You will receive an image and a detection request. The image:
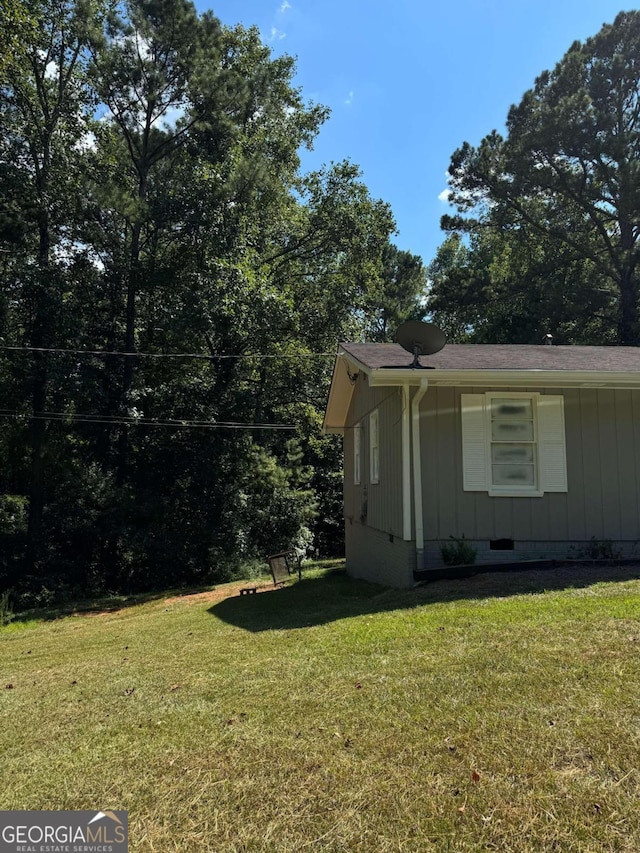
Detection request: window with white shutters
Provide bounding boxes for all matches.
[461,392,567,496]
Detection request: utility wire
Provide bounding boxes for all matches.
[0,345,335,360]
[0,409,296,430]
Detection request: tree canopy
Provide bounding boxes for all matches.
[430,11,640,346]
[0,0,425,599]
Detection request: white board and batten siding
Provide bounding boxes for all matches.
[423,386,640,543]
[343,376,404,539]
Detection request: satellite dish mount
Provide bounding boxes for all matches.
[408,342,423,369]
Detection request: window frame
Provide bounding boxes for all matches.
[353,422,362,485]
[485,392,541,497]
[369,409,380,485]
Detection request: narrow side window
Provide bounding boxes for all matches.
[370,409,379,484]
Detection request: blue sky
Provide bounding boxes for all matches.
[196,1,628,266]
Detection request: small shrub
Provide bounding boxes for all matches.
[441,535,477,567]
[14,584,57,612]
[577,537,622,561]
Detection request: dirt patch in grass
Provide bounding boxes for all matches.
[25,581,278,620]
[70,579,279,615]
[164,580,279,606]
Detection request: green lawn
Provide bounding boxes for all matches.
[2,564,640,852]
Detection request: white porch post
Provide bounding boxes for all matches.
[401,385,412,541]
[411,379,429,570]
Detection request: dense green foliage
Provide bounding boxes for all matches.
[0,0,35,75]
[428,11,640,346]
[0,0,426,598]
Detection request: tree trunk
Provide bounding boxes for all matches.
[618,268,638,346]
[26,212,50,573]
[116,215,143,485]
[617,211,638,346]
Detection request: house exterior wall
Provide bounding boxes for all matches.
[343,375,410,586]
[341,379,640,584]
[421,386,640,568]
[345,521,416,587]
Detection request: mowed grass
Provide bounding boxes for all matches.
[1,564,640,852]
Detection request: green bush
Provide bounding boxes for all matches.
[441,535,477,567]
[577,537,622,560]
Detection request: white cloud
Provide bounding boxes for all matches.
[269,26,286,41]
[344,90,354,106]
[438,171,452,203]
[279,1,291,11]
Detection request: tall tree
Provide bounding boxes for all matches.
[92,0,226,479]
[0,0,103,568]
[427,229,616,345]
[0,0,410,594]
[439,11,640,345]
[365,242,427,341]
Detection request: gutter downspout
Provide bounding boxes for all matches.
[412,379,429,572]
[401,385,411,541]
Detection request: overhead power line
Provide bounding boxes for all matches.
[0,345,334,360]
[0,409,296,430]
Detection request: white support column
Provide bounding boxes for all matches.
[401,385,412,541]
[411,379,429,570]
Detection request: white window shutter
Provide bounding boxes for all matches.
[461,394,488,491]
[537,395,567,492]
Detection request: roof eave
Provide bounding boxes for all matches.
[322,350,372,435]
[367,368,640,389]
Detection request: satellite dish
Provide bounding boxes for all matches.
[395,321,446,368]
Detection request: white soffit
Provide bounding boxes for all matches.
[322,351,371,434]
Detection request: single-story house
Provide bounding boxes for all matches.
[323,341,640,588]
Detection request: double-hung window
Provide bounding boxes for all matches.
[461,392,567,496]
[490,397,536,490]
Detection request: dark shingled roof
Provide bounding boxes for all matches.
[340,343,640,372]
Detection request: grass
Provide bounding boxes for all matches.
[1,562,640,852]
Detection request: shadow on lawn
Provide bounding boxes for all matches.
[209,564,640,632]
[208,569,413,632]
